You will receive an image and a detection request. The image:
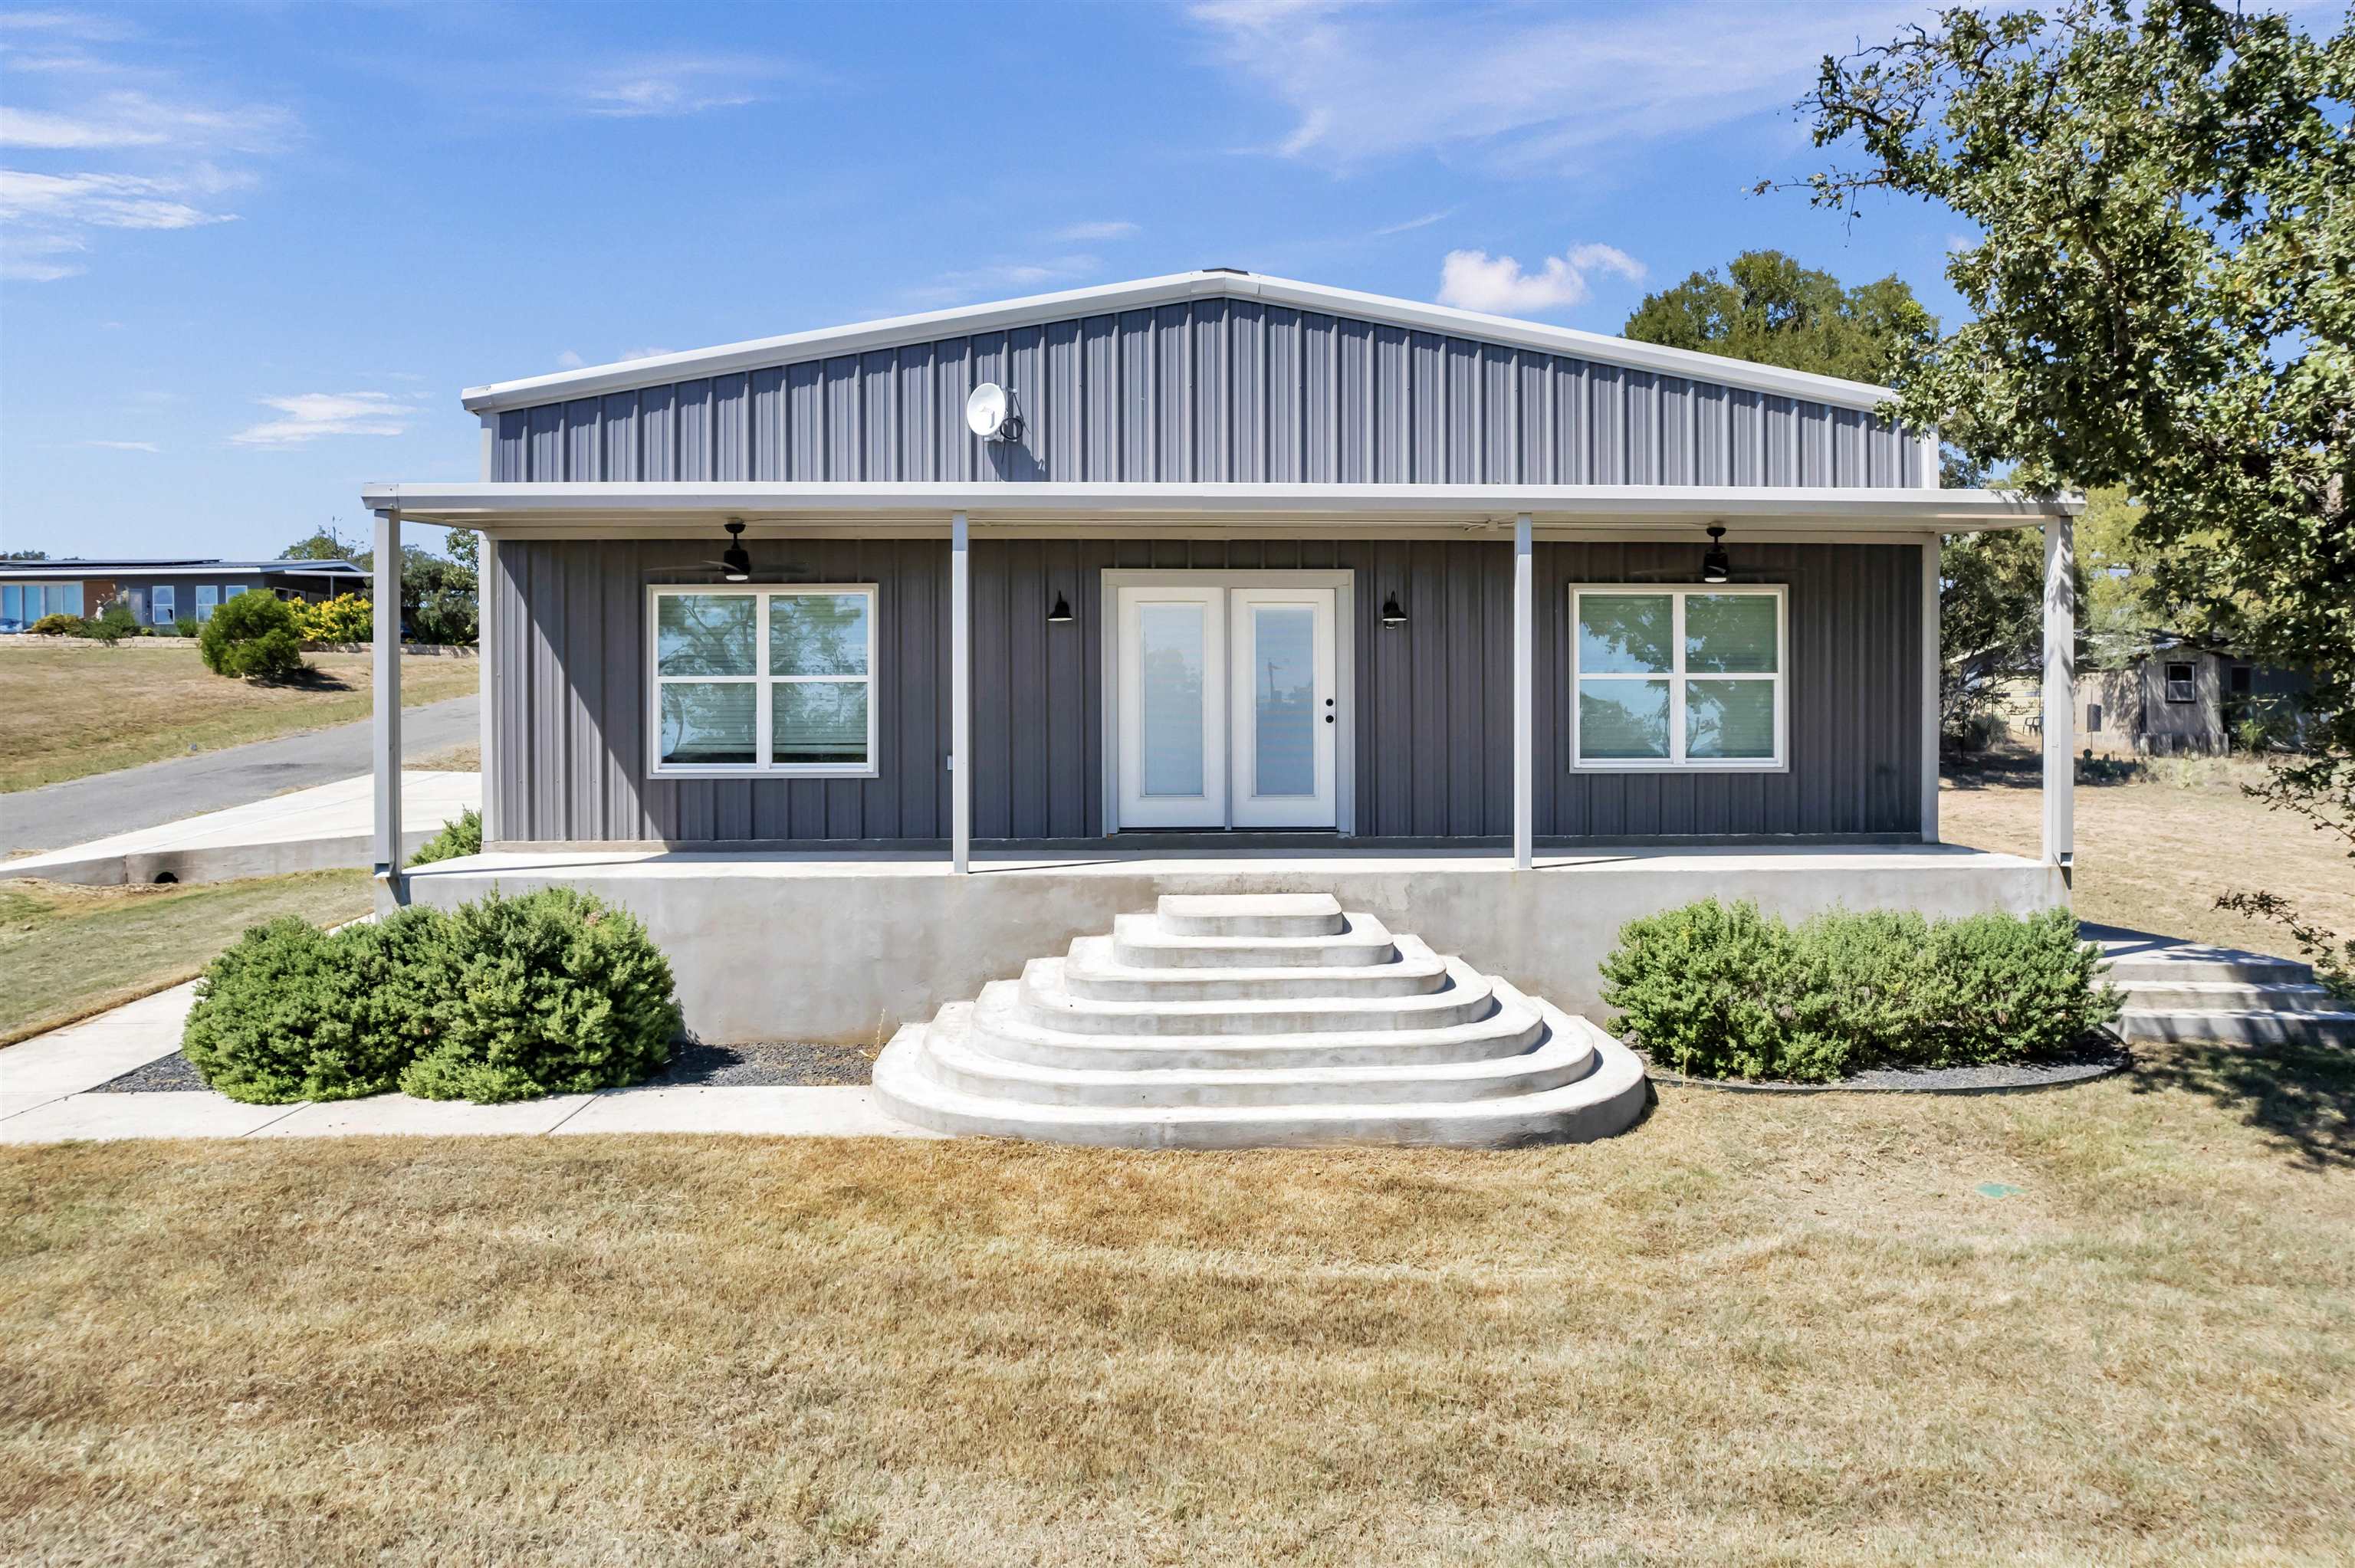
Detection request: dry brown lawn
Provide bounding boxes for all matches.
[4,1041,2351,1565]
[0,871,374,1045]
[0,640,478,792]
[1941,750,2353,956]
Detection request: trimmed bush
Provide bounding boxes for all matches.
[398,888,680,1103]
[182,912,442,1104]
[292,592,372,643]
[84,600,137,645]
[1600,900,2119,1082]
[199,590,305,679]
[409,807,482,867]
[26,612,85,636]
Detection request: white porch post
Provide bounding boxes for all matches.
[1920,534,1941,844]
[950,510,971,874]
[2041,515,2074,870]
[1512,511,1534,870]
[372,507,404,903]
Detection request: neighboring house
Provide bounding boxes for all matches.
[2080,640,2311,756]
[360,269,2081,1055]
[0,558,370,631]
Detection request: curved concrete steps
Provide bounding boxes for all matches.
[874,894,1648,1149]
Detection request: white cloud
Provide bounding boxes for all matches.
[572,54,803,117]
[1372,208,1453,237]
[556,349,586,369]
[0,169,236,230]
[906,255,1103,307]
[229,392,417,447]
[1189,0,1926,173]
[618,346,675,362]
[1053,219,1139,241]
[0,92,291,152]
[1436,244,1646,315]
[80,438,159,452]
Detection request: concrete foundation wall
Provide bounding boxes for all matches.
[406,849,2065,1046]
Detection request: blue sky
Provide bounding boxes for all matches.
[2,0,2001,561]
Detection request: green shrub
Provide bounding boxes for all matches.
[82,600,137,645]
[199,590,305,679]
[181,913,442,1104]
[27,612,85,636]
[409,807,481,866]
[292,592,372,643]
[1601,899,2119,1081]
[172,615,201,638]
[397,888,679,1103]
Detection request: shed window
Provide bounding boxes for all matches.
[1571,586,1785,769]
[2164,661,2196,704]
[649,586,877,777]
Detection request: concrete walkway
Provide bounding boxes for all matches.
[1,693,479,857]
[0,980,935,1144]
[3,770,480,886]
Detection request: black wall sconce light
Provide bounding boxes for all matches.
[1381,591,1407,627]
[1047,591,1074,624]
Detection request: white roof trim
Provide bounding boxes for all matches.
[362,481,2072,533]
[0,561,368,579]
[459,270,1901,416]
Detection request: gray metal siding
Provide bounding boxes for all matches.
[494,540,1923,844]
[491,300,1925,488]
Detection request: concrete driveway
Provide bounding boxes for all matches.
[0,694,478,857]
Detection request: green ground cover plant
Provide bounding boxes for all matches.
[178,888,678,1104]
[407,806,481,866]
[1600,899,2118,1081]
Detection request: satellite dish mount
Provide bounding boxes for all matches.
[965,382,1022,444]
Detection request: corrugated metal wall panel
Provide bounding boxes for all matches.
[494,538,1923,844]
[489,297,1927,487]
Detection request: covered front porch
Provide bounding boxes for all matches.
[401,841,2063,1045]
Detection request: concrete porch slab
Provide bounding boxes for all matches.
[405,844,2067,1045]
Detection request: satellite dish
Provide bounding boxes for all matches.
[964,382,1019,442]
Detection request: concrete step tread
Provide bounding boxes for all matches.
[915,999,1597,1106]
[872,1001,1650,1148]
[966,989,1548,1069]
[1061,933,1449,999]
[1112,911,1398,969]
[1155,893,1345,938]
[2114,981,2347,1012]
[1020,953,1490,1025]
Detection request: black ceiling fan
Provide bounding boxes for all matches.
[1624,525,1773,584]
[701,520,754,582]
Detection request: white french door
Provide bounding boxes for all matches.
[1112,580,1339,831]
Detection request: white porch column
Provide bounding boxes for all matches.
[2041,514,2074,869]
[950,510,971,874]
[478,536,497,845]
[372,507,403,903]
[1920,534,1941,844]
[1512,511,1534,870]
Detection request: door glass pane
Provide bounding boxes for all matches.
[770,592,868,676]
[2,586,19,625]
[1685,594,1777,672]
[1578,594,1672,674]
[774,683,868,764]
[659,682,756,765]
[657,594,755,676]
[1579,678,1670,759]
[1250,605,1316,798]
[1138,602,1205,796]
[1687,680,1775,759]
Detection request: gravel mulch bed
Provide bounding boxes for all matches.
[1641,1034,2132,1095]
[88,1041,876,1094]
[88,1052,209,1092]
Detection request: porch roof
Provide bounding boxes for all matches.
[360,481,2078,536]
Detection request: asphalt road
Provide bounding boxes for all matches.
[0,694,480,858]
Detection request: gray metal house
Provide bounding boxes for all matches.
[0,557,369,631]
[366,271,2081,1080]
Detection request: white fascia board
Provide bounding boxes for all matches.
[458,270,1901,416]
[360,481,2077,531]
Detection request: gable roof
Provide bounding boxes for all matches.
[460,269,1900,417]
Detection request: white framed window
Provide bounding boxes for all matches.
[224,584,247,601]
[2163,661,2196,704]
[646,585,878,778]
[195,585,219,621]
[150,585,176,624]
[1570,584,1787,771]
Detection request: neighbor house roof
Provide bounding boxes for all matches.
[459,269,1903,417]
[0,558,370,579]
